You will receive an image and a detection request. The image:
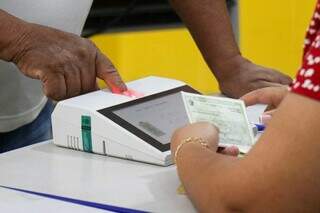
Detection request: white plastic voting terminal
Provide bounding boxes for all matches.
[52,76,198,166]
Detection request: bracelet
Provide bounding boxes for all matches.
[174,137,209,164]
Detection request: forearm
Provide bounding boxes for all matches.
[176,94,320,212]
[175,143,240,212]
[0,9,30,61]
[169,0,240,80]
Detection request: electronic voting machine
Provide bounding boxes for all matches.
[52,76,198,166]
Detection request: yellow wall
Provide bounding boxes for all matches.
[239,0,316,77]
[91,0,317,94]
[91,28,218,94]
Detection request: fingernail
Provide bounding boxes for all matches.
[259,114,272,125]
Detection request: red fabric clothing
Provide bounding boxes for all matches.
[290,1,320,100]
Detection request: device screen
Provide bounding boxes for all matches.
[98,86,198,151]
[113,92,189,145]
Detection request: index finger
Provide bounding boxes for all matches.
[240,87,287,108]
[240,87,276,106]
[95,50,127,93]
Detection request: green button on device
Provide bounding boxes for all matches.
[81,115,92,152]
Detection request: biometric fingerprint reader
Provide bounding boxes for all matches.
[52,76,198,166]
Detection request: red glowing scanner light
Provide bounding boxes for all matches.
[121,89,145,98]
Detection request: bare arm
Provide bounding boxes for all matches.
[171,93,320,212]
[170,0,239,72]
[0,10,28,61]
[0,9,126,100]
[169,0,291,97]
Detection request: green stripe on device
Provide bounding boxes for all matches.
[81,115,92,152]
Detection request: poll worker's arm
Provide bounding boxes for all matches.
[169,0,292,98]
[171,93,320,212]
[0,9,126,100]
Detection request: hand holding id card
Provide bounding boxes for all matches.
[181,92,255,153]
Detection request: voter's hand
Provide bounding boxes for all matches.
[11,23,126,100]
[171,122,239,161]
[241,86,289,125]
[241,86,289,109]
[217,56,292,98]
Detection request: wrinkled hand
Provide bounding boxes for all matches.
[171,122,239,157]
[217,56,292,98]
[11,23,126,100]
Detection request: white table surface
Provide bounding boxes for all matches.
[0,104,266,212]
[0,141,194,212]
[0,185,111,213]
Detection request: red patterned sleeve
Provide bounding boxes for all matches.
[290,1,320,100]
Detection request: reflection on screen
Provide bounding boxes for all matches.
[113,92,189,145]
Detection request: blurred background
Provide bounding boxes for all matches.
[83,0,316,94]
